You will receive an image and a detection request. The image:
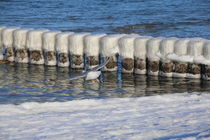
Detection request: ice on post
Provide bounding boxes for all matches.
[26,29,49,64]
[186,38,205,79]
[100,34,125,71]
[158,37,178,77]
[42,31,60,66]
[84,34,106,69]
[69,33,90,69]
[134,36,152,74]
[146,37,164,76]
[195,41,210,80]
[2,27,19,61]
[118,34,139,73]
[55,32,74,67]
[0,26,6,60]
[13,28,32,63]
[167,38,190,78]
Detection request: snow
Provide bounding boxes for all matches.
[0,93,210,140]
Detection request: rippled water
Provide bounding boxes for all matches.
[1,0,210,38]
[0,63,210,104]
[0,0,210,104]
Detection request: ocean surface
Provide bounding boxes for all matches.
[0,0,210,139]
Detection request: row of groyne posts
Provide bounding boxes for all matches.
[1,26,210,80]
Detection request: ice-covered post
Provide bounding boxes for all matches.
[69,33,90,69]
[146,37,164,76]
[196,41,210,80]
[26,29,48,64]
[118,35,139,73]
[2,27,19,61]
[186,38,205,79]
[158,37,178,77]
[84,34,106,69]
[55,32,74,67]
[100,34,124,71]
[42,31,60,66]
[167,38,190,78]
[13,29,32,63]
[134,36,152,74]
[0,27,6,60]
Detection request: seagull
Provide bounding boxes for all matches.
[52,57,111,81]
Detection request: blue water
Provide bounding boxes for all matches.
[1,0,210,38]
[0,0,210,104]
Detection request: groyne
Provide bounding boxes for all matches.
[1,26,210,80]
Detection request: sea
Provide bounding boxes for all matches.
[0,0,210,139]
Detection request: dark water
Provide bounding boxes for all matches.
[0,63,210,104]
[1,0,210,104]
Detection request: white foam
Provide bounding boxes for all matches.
[147,37,164,61]
[1,93,209,139]
[118,35,139,58]
[84,34,106,56]
[69,33,90,56]
[26,29,49,50]
[42,31,60,52]
[100,34,125,57]
[134,36,152,58]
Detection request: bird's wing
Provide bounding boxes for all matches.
[91,57,111,71]
[57,72,87,81]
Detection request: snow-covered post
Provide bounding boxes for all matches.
[84,34,106,69]
[100,34,124,71]
[55,32,74,67]
[195,41,210,80]
[26,29,48,64]
[146,37,164,76]
[13,29,32,63]
[158,37,178,77]
[2,27,19,61]
[167,38,190,78]
[118,35,139,73]
[42,31,60,66]
[0,26,6,60]
[134,36,152,74]
[186,38,205,79]
[69,33,90,69]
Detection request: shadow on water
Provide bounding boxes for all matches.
[0,63,209,104]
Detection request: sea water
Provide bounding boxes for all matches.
[0,0,210,139]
